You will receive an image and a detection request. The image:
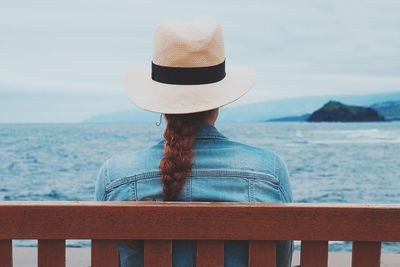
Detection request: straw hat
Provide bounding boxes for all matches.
[124,16,255,114]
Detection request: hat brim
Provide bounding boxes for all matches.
[124,67,255,114]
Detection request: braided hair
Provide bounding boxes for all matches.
[159,110,213,200]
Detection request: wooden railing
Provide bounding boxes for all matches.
[0,202,399,267]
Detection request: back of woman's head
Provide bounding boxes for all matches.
[159,110,214,200]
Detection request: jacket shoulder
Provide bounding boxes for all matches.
[223,140,283,175]
[228,140,292,202]
[103,147,163,184]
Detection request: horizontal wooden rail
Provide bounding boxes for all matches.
[0,202,399,267]
[0,202,399,241]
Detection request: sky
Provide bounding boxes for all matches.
[1,0,400,122]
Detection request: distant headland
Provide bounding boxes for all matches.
[266,99,400,123]
[307,101,385,122]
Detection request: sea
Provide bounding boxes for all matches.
[1,122,399,252]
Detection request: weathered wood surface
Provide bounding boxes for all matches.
[38,239,65,267]
[0,202,399,241]
[91,240,119,267]
[144,240,171,267]
[248,240,276,267]
[196,240,224,267]
[352,241,381,267]
[300,241,328,267]
[0,239,12,267]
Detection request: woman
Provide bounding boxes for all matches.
[95,17,293,267]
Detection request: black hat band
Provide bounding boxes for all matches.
[151,60,226,85]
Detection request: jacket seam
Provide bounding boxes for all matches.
[105,169,279,193]
[195,135,228,140]
[156,134,228,146]
[130,176,137,201]
[135,177,138,201]
[185,176,191,201]
[249,178,255,202]
[274,156,285,202]
[278,185,289,202]
[190,176,192,201]
[280,185,291,202]
[274,156,291,202]
[103,162,110,200]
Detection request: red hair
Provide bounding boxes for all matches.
[159,110,213,200]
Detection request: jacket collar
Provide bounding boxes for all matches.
[156,122,227,146]
[195,122,227,140]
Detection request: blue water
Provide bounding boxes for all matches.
[1,122,399,252]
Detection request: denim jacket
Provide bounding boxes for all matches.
[95,122,293,267]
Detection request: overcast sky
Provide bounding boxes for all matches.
[1,0,400,103]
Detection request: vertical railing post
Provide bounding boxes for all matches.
[300,241,328,267]
[144,240,172,267]
[197,240,224,267]
[248,240,276,267]
[0,240,13,267]
[91,240,119,267]
[352,241,381,267]
[38,239,65,267]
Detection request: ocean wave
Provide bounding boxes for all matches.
[308,139,400,144]
[3,189,76,201]
[310,128,400,143]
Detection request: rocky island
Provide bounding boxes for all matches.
[307,101,385,122]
